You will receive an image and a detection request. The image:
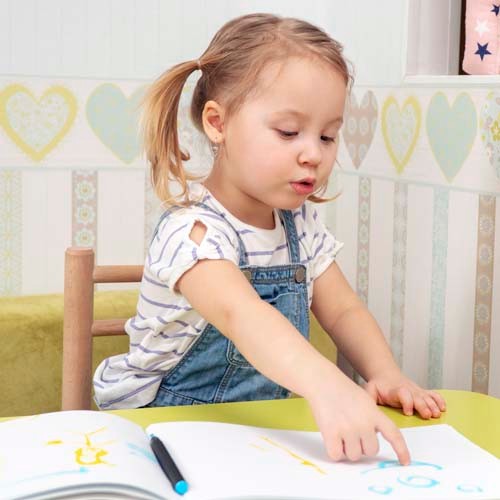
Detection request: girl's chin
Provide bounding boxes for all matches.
[275,197,308,211]
[251,190,309,211]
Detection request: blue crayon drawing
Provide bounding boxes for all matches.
[0,466,89,489]
[363,460,444,495]
[457,483,483,493]
[126,442,157,464]
[396,475,439,488]
[362,460,443,475]
[368,485,393,495]
[362,459,487,496]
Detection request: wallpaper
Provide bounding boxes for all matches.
[0,78,499,397]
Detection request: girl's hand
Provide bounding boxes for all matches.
[363,372,446,419]
[307,377,411,465]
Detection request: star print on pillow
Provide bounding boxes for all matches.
[463,0,500,75]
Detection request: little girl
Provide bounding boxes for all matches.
[94,13,445,464]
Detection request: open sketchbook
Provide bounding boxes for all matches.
[0,411,498,500]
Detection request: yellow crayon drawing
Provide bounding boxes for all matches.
[258,436,326,475]
[47,440,63,445]
[250,444,267,451]
[46,427,115,466]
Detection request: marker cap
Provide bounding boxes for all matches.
[175,480,188,495]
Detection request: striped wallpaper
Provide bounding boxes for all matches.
[0,77,499,397]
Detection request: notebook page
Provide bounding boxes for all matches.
[0,411,170,500]
[146,422,500,500]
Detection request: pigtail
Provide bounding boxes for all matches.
[308,182,340,204]
[308,160,343,203]
[139,60,201,207]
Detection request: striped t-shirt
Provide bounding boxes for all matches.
[93,183,343,410]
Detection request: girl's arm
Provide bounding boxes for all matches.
[310,261,446,418]
[177,225,410,464]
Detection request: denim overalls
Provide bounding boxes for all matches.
[147,202,310,406]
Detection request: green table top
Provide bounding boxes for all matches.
[110,389,500,458]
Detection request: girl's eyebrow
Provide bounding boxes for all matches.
[271,109,343,125]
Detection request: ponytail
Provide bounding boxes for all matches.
[139,60,201,206]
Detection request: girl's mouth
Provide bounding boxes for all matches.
[290,180,315,195]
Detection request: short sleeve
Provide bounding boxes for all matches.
[147,209,240,292]
[308,208,344,281]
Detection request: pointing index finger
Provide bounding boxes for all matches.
[377,418,411,466]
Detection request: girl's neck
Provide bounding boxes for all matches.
[202,175,275,230]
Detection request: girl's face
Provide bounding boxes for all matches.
[205,56,347,228]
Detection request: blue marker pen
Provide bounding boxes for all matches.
[150,435,189,495]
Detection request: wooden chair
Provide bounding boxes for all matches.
[62,247,143,411]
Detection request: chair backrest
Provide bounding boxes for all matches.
[62,247,143,411]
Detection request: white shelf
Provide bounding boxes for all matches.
[401,74,500,87]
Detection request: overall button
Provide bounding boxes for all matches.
[242,270,252,281]
[294,267,306,283]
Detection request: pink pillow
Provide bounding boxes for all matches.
[462,0,500,75]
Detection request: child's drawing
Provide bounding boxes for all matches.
[126,442,157,464]
[361,459,484,496]
[46,426,115,466]
[252,436,326,475]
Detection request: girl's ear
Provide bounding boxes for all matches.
[201,100,226,143]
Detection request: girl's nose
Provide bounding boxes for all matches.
[298,138,322,167]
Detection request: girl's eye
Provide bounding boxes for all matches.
[277,130,336,143]
[277,130,298,138]
[321,135,336,143]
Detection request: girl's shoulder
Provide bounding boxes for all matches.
[152,186,240,247]
[155,204,238,242]
[291,202,342,251]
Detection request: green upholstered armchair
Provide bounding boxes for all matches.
[0,290,335,418]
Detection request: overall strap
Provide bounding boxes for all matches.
[278,209,302,264]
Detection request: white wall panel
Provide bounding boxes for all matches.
[10,0,36,75]
[324,170,341,235]
[368,178,394,342]
[325,0,408,86]
[35,0,61,75]
[86,0,112,76]
[61,2,88,76]
[334,173,358,290]
[0,0,12,73]
[403,184,433,387]
[45,170,72,293]
[133,0,160,78]
[97,169,145,266]
[442,191,478,390]
[22,170,48,294]
[3,0,408,85]
[159,0,208,68]
[110,0,135,78]
[21,170,71,294]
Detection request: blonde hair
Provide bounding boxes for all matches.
[140,13,354,206]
